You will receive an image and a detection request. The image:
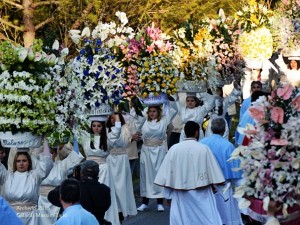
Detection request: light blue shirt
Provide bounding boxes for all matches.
[0,196,23,225]
[239,97,251,120]
[201,134,242,179]
[56,204,99,225]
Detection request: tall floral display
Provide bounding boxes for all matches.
[68,13,131,117]
[231,84,300,223]
[123,24,179,98]
[46,41,87,146]
[236,0,273,68]
[0,40,58,147]
[173,22,214,92]
[208,9,245,87]
[173,9,244,92]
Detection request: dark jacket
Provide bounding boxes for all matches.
[48,177,111,224]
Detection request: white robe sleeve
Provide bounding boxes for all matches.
[108,122,131,148]
[59,149,84,172]
[224,88,240,107]
[197,93,216,115]
[32,155,53,183]
[164,100,178,125]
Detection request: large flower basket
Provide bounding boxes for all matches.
[238,27,273,63]
[176,80,207,93]
[0,132,42,148]
[88,105,112,122]
[140,93,168,106]
[246,198,300,224]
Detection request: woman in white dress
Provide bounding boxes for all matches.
[285,58,300,87]
[106,113,137,223]
[204,81,241,140]
[0,139,53,225]
[176,92,215,141]
[38,140,84,225]
[81,117,120,225]
[136,100,177,212]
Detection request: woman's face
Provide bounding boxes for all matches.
[16,154,29,172]
[110,115,116,126]
[186,97,196,109]
[92,121,103,135]
[290,60,298,70]
[148,107,159,120]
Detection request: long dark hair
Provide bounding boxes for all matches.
[106,113,126,132]
[90,121,108,151]
[13,152,32,172]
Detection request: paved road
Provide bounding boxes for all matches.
[123,176,170,225]
[123,197,170,225]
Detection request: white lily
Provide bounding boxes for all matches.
[34,52,42,62]
[262,196,270,211]
[52,40,60,50]
[238,198,251,209]
[81,27,91,38]
[233,186,245,198]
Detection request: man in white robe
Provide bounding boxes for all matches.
[154,121,225,225]
[201,117,244,225]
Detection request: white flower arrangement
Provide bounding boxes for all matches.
[0,39,57,135]
[238,27,273,62]
[69,31,126,109]
[70,11,135,50]
[47,44,88,146]
[230,84,300,215]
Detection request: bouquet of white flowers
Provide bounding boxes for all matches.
[0,40,57,137]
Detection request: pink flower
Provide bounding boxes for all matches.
[249,106,265,122]
[271,107,284,124]
[276,84,294,100]
[270,138,288,146]
[292,95,300,111]
[146,45,154,53]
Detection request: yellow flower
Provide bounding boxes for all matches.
[148,79,152,84]
[140,82,145,87]
[144,61,149,67]
[151,87,155,91]
[247,0,257,7]
[161,83,166,88]
[153,52,157,57]
[250,14,259,25]
[142,92,148,98]
[145,67,149,72]
[167,90,171,94]
[156,78,161,83]
[138,67,142,72]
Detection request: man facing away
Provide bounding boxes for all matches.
[55,178,99,225]
[154,121,225,225]
[48,160,111,225]
[201,117,243,225]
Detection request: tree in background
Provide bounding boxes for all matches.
[1,0,283,48]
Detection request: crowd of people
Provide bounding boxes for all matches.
[0,58,300,225]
